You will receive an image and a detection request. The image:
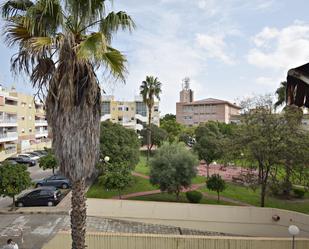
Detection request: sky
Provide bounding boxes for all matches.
[1,0,309,115]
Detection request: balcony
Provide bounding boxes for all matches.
[101,114,111,122]
[135,114,147,123]
[35,130,49,138]
[35,120,48,127]
[0,132,18,142]
[0,118,18,127]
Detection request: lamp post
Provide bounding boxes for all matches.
[288,225,300,249]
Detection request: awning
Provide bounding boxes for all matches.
[286,63,309,107]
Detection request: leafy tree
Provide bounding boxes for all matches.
[99,162,133,199]
[160,118,183,143]
[206,174,226,202]
[140,124,167,150]
[238,95,284,207]
[194,122,223,177]
[1,1,135,248]
[0,162,31,208]
[150,143,198,200]
[140,76,162,161]
[39,151,58,174]
[99,121,140,170]
[160,113,176,123]
[274,81,287,109]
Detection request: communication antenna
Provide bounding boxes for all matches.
[182,77,190,90]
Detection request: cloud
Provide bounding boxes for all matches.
[248,22,309,70]
[195,33,235,64]
[255,76,281,86]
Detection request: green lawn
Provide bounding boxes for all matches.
[128,192,234,206]
[87,175,158,199]
[199,182,309,214]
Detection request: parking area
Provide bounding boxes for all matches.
[0,165,53,209]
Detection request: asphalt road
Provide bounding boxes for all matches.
[0,165,53,209]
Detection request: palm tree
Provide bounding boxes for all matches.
[140,76,162,161]
[1,1,135,249]
[274,81,287,109]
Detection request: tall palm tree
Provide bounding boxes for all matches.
[274,81,287,109]
[140,76,162,161]
[1,1,135,249]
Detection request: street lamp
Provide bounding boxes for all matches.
[104,156,110,163]
[288,225,300,249]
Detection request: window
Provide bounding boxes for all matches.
[21,129,25,133]
[28,104,32,108]
[135,102,147,116]
[102,102,111,115]
[154,106,159,112]
[118,107,122,111]
[21,116,25,120]
[118,117,123,122]
[125,107,129,111]
[29,128,32,132]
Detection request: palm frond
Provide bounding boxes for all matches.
[4,21,32,47]
[1,0,33,18]
[100,11,135,42]
[31,57,55,87]
[77,32,107,59]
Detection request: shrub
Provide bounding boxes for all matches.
[206,174,226,202]
[293,188,305,198]
[186,191,203,203]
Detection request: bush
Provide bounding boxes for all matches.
[293,188,305,198]
[186,191,203,203]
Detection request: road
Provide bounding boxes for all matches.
[0,165,52,209]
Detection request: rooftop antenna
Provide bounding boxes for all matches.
[182,77,190,90]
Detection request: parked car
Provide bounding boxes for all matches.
[5,156,36,166]
[15,187,62,207]
[34,150,48,156]
[35,175,71,189]
[28,151,44,158]
[18,153,40,161]
[1,159,18,165]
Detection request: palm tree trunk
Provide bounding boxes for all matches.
[147,108,152,162]
[71,178,87,249]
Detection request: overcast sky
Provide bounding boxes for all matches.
[1,0,309,114]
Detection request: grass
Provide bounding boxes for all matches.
[199,182,309,214]
[87,175,158,199]
[128,192,234,206]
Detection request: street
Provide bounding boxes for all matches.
[0,165,52,209]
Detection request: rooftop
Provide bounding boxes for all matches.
[179,98,241,109]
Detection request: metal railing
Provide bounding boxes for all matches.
[0,132,18,138]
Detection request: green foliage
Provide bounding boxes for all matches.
[140,124,167,149]
[0,162,31,206]
[206,174,226,202]
[160,119,183,143]
[98,162,133,198]
[274,81,287,109]
[186,190,203,203]
[39,151,58,174]
[293,188,305,199]
[160,113,176,123]
[99,121,140,170]
[149,143,198,199]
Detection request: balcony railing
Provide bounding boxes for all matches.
[0,132,18,139]
[36,130,48,135]
[0,119,17,123]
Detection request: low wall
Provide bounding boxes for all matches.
[87,199,309,237]
[42,231,309,249]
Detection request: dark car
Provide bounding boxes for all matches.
[28,151,44,158]
[5,156,36,166]
[1,159,18,165]
[35,175,71,189]
[15,187,62,207]
[34,150,48,156]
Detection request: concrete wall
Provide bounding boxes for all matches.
[87,199,309,237]
[43,231,309,249]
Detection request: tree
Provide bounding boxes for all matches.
[194,122,223,177]
[1,2,135,248]
[160,113,176,123]
[99,162,133,199]
[274,81,287,109]
[160,118,183,143]
[0,162,31,208]
[150,143,198,200]
[39,151,58,174]
[206,174,226,202]
[99,121,140,170]
[238,95,284,207]
[140,124,167,150]
[140,76,162,161]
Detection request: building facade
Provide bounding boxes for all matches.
[101,95,160,132]
[0,86,50,161]
[176,81,241,126]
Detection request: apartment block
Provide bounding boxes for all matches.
[101,95,160,132]
[0,86,50,161]
[176,80,241,126]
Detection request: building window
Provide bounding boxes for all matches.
[29,128,32,132]
[125,107,129,111]
[118,117,123,122]
[154,106,159,112]
[21,116,25,120]
[21,128,25,133]
[118,107,122,111]
[102,102,111,115]
[135,102,147,116]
